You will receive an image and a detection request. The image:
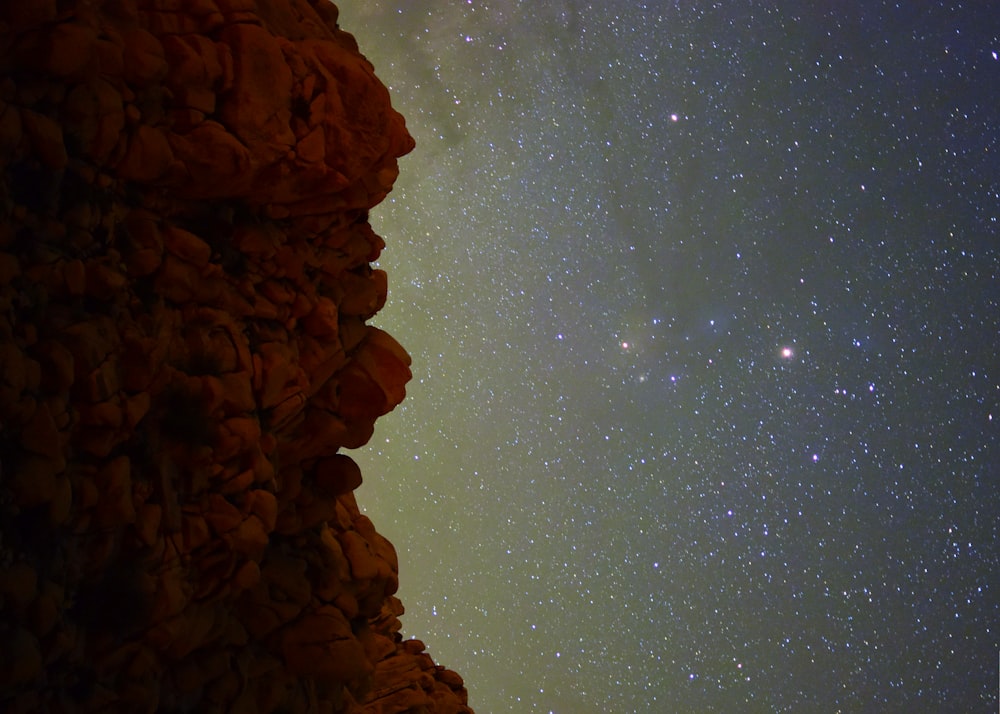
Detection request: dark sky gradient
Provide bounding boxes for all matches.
[343,3,999,712]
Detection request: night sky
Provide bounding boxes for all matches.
[342,3,999,712]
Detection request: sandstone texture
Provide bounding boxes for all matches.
[0,1,471,712]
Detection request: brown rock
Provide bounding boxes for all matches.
[256,343,300,408]
[214,416,261,461]
[338,327,412,420]
[62,77,126,163]
[297,332,346,388]
[48,472,73,525]
[203,493,244,537]
[35,22,99,79]
[338,267,388,317]
[78,397,123,428]
[126,247,162,276]
[0,101,23,161]
[0,627,42,687]
[79,357,120,403]
[0,251,19,285]
[148,570,191,631]
[281,605,371,680]
[95,36,125,77]
[0,1,473,711]
[0,562,38,610]
[84,257,129,300]
[61,316,118,377]
[94,455,136,527]
[162,224,212,266]
[135,503,162,546]
[32,339,75,393]
[156,253,221,303]
[296,491,339,530]
[2,0,57,32]
[217,372,257,411]
[116,124,174,182]
[226,513,269,558]
[301,295,339,338]
[218,23,295,163]
[247,489,278,532]
[296,124,326,163]
[167,119,254,196]
[122,28,169,87]
[340,530,379,581]
[181,512,212,553]
[220,467,253,495]
[123,390,151,427]
[10,454,64,507]
[402,639,426,656]
[19,108,68,169]
[124,207,163,251]
[437,668,466,690]
[316,453,363,496]
[232,559,261,592]
[169,33,224,81]
[61,258,86,296]
[259,278,296,306]
[19,401,61,455]
[28,580,63,637]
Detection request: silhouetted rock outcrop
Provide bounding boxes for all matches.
[0,1,471,711]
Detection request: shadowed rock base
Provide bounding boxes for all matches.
[0,1,472,712]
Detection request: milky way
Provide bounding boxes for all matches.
[343,3,999,711]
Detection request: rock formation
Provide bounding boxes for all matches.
[0,1,471,712]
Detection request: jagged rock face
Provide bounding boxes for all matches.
[0,1,471,712]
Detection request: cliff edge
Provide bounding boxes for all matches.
[0,1,471,712]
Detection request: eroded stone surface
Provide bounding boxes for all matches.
[0,1,470,712]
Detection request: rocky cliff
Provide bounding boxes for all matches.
[0,1,471,712]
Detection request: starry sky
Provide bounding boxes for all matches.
[342,3,999,712]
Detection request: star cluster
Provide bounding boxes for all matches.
[344,2,999,711]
